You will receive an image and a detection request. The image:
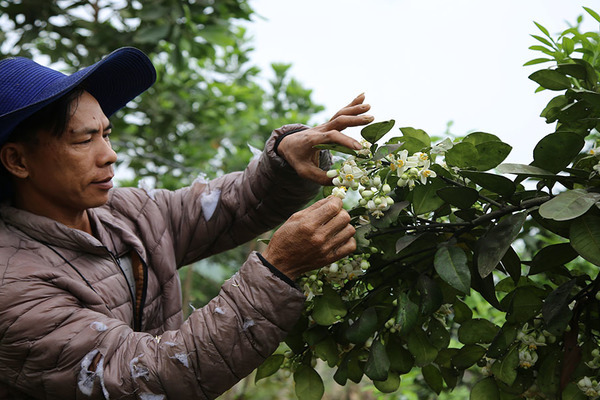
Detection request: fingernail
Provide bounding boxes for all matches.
[356,92,365,98]
[364,115,374,122]
[353,141,362,150]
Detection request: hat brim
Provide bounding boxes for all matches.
[0,47,156,145]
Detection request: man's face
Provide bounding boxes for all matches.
[20,91,117,218]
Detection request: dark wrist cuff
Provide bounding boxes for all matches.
[273,127,308,156]
[257,252,297,288]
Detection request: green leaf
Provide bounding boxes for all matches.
[422,364,444,394]
[312,286,347,326]
[562,382,587,400]
[411,178,446,215]
[417,275,444,316]
[396,291,420,335]
[313,337,339,367]
[459,170,516,197]
[453,299,473,324]
[570,215,600,266]
[407,328,438,367]
[451,344,486,369]
[529,69,572,90]
[446,142,478,169]
[313,143,357,155]
[396,234,423,253]
[399,127,431,147]
[434,246,471,294]
[294,365,324,400]
[397,136,430,154]
[496,163,555,176]
[534,21,552,39]
[531,34,554,48]
[487,323,518,358]
[490,345,519,386]
[501,247,522,284]
[540,95,569,123]
[373,371,401,393]
[333,349,364,385]
[345,306,378,344]
[542,279,576,336]
[532,132,585,173]
[387,336,415,373]
[303,326,328,346]
[472,142,513,171]
[539,189,600,221]
[437,186,479,209]
[529,243,579,275]
[427,318,450,350]
[505,287,544,324]
[463,132,501,145]
[361,120,395,144]
[584,6,600,23]
[537,349,561,396]
[458,319,499,345]
[470,377,500,400]
[365,339,390,381]
[255,354,284,382]
[523,57,553,66]
[134,24,170,44]
[477,212,527,278]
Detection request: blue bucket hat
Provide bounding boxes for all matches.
[0,47,156,146]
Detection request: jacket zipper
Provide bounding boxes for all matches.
[135,256,149,332]
[108,249,147,332]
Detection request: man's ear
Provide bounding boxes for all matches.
[0,143,30,179]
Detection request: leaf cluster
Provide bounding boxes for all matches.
[256,8,600,400]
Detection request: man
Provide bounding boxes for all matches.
[0,47,373,399]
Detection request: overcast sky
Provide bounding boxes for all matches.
[244,0,598,163]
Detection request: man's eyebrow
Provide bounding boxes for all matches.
[71,122,113,134]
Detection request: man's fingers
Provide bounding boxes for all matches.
[348,93,366,107]
[310,129,362,151]
[294,162,333,186]
[327,114,374,132]
[300,195,343,224]
[328,236,357,264]
[329,103,371,121]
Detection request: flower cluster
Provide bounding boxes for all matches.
[516,323,550,369]
[299,255,370,301]
[386,150,437,190]
[327,144,439,219]
[586,349,600,369]
[578,376,600,399]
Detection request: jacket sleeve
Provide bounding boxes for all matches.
[109,124,331,268]
[0,251,305,400]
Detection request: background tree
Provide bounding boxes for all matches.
[0,0,324,308]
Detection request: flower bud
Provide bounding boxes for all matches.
[382,184,392,194]
[373,176,382,187]
[361,190,373,199]
[326,169,338,178]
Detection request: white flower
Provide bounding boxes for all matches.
[388,150,409,176]
[332,186,347,199]
[357,140,372,157]
[431,138,454,154]
[418,160,437,184]
[518,348,538,369]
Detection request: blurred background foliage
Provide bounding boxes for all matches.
[0,0,324,331]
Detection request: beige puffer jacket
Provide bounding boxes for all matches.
[0,125,325,400]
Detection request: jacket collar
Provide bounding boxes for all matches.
[0,204,107,255]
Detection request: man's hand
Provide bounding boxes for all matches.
[262,197,356,280]
[277,93,374,186]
